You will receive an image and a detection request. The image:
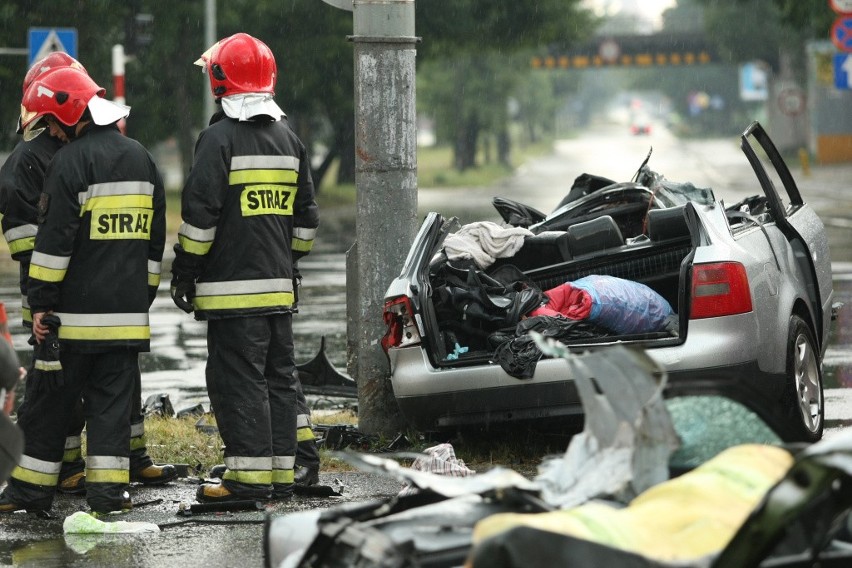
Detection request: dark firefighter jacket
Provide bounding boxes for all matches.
[27,123,166,353]
[172,111,319,320]
[0,133,63,325]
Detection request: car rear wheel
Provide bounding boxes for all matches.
[783,315,824,442]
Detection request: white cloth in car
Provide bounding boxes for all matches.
[443,222,533,269]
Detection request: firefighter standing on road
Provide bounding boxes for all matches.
[0,66,166,514]
[0,53,176,499]
[171,33,319,502]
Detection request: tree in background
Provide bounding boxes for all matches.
[0,1,595,187]
[416,0,595,171]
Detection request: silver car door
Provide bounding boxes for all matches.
[740,122,833,349]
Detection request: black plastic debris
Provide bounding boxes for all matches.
[194,414,219,436]
[176,403,205,419]
[142,393,175,417]
[317,425,378,452]
[296,336,357,398]
[177,500,264,516]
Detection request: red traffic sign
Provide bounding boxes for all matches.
[831,0,852,15]
[832,16,852,52]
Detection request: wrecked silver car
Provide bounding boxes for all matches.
[381,122,836,443]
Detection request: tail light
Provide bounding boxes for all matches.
[690,262,753,319]
[381,296,421,354]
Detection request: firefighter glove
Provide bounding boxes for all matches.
[170,276,196,313]
[28,314,63,394]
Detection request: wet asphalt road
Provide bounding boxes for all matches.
[0,473,404,567]
[2,122,852,566]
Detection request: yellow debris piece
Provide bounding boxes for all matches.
[470,444,793,563]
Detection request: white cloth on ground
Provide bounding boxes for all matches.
[443,221,533,269]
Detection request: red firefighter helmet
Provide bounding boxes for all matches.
[195,33,277,98]
[20,67,106,141]
[23,52,87,95]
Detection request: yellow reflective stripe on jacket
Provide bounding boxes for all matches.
[5,224,37,255]
[12,455,61,486]
[86,456,129,484]
[29,251,70,282]
[229,169,298,186]
[229,156,299,196]
[292,227,316,253]
[22,295,32,325]
[34,359,62,371]
[178,222,216,256]
[55,312,150,341]
[148,259,162,287]
[194,278,294,311]
[232,155,299,171]
[194,292,294,311]
[78,181,155,213]
[80,195,153,215]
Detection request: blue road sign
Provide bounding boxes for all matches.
[28,27,77,67]
[835,53,852,90]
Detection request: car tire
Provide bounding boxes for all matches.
[783,315,824,443]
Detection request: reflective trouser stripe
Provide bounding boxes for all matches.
[223,456,272,485]
[297,426,315,442]
[297,414,315,441]
[12,455,61,486]
[63,435,82,463]
[86,456,130,484]
[63,448,82,463]
[130,421,146,450]
[272,456,295,485]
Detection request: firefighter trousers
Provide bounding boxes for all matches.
[207,314,298,499]
[60,362,152,478]
[5,350,136,512]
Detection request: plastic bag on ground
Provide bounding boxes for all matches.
[63,511,160,534]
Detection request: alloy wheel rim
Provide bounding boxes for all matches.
[795,333,822,433]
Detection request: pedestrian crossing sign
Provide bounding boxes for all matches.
[28,28,78,67]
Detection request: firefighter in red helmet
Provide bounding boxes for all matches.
[0,54,177,504]
[172,33,319,502]
[0,66,166,514]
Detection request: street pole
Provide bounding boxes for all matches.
[348,0,418,436]
[112,44,127,135]
[204,0,216,122]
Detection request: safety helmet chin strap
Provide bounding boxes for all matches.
[58,121,78,141]
[58,108,93,141]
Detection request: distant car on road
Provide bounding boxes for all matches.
[630,112,652,135]
[381,122,837,443]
